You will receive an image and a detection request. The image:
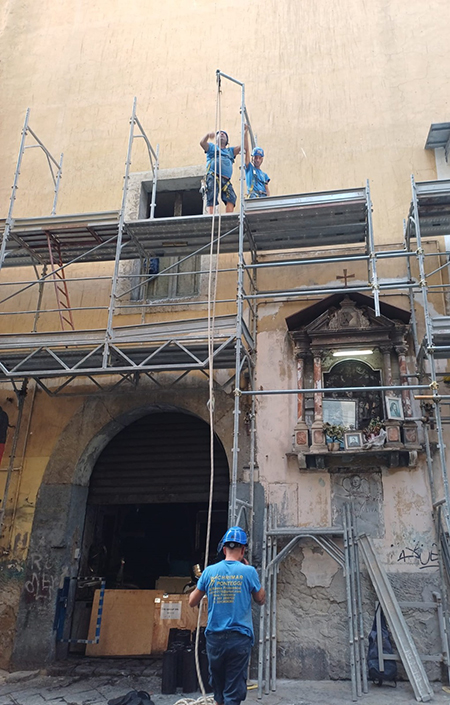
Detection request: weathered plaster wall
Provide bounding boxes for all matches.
[276,544,442,680]
[254,291,441,678]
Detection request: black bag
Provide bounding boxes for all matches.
[108,691,153,705]
[367,606,397,686]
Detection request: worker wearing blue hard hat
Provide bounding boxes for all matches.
[200,129,241,214]
[244,125,270,199]
[189,526,265,705]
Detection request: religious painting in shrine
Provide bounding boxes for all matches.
[323,360,383,430]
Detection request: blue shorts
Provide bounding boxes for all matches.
[206,630,252,705]
[206,173,237,207]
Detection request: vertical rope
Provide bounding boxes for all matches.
[195,75,224,704]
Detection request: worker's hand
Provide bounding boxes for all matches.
[209,132,215,139]
[241,557,249,565]
[244,124,249,133]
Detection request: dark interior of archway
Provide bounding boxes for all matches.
[79,412,230,589]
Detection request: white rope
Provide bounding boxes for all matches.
[193,74,224,705]
[172,697,215,705]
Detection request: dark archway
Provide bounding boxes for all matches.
[69,410,230,646]
[13,400,232,667]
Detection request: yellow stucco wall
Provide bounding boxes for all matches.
[0,0,447,228]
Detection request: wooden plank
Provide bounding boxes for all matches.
[86,589,165,657]
[151,594,207,655]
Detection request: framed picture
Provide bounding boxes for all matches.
[344,431,363,450]
[386,395,404,420]
[323,399,357,429]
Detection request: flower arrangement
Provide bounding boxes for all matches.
[363,417,384,440]
[363,417,387,448]
[323,423,347,443]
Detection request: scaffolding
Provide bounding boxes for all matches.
[2,75,450,697]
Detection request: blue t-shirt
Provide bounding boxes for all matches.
[206,143,236,180]
[197,560,261,643]
[245,162,270,197]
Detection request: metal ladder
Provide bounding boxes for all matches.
[45,231,75,330]
[359,534,434,703]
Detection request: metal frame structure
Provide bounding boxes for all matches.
[2,77,450,693]
[257,503,367,702]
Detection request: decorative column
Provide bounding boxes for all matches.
[381,344,393,388]
[310,349,328,452]
[293,350,309,453]
[380,344,402,448]
[395,343,419,448]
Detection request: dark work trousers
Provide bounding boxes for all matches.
[206,630,252,705]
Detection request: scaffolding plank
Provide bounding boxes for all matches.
[0,186,370,267]
[0,316,254,379]
[406,179,450,240]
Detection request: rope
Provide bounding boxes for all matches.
[193,73,224,705]
[172,697,215,705]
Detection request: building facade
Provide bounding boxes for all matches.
[1,0,450,685]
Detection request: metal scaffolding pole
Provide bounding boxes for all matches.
[0,110,31,272]
[0,380,28,535]
[366,180,380,316]
[103,98,160,366]
[411,174,450,527]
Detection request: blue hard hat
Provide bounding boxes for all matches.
[252,147,264,158]
[218,526,248,553]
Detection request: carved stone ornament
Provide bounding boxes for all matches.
[327,297,371,330]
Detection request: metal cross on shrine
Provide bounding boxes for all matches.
[336,269,355,287]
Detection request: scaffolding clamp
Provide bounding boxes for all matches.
[415,247,424,256]
[419,278,427,287]
[430,381,439,391]
[234,387,242,397]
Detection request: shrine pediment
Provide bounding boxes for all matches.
[286,292,410,331]
[305,297,393,335]
[286,293,410,349]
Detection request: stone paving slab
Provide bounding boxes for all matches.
[0,674,450,705]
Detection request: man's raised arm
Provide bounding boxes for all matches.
[200,132,215,152]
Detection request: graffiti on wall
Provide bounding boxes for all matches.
[24,552,56,602]
[397,542,439,569]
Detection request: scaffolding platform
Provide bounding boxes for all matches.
[419,316,450,359]
[244,187,369,249]
[406,179,450,240]
[0,186,372,268]
[0,315,249,380]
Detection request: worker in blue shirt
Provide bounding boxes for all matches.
[244,125,270,199]
[189,527,265,705]
[200,130,241,214]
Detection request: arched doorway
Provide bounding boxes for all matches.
[71,410,229,648]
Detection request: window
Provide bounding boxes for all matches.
[148,189,204,219]
[146,255,200,300]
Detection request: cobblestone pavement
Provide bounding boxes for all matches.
[0,661,449,705]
